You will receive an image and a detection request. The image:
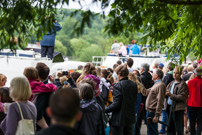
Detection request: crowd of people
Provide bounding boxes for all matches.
[0,58,202,135]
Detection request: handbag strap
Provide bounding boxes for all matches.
[16,102,24,120]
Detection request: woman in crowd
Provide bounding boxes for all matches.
[0,76,37,135]
[0,74,7,88]
[71,72,81,83]
[76,83,104,135]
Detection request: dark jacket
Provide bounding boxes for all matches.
[182,72,192,82]
[36,125,83,135]
[54,77,77,89]
[76,99,103,135]
[163,71,174,86]
[105,77,137,126]
[40,22,62,46]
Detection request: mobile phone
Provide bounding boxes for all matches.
[62,71,68,75]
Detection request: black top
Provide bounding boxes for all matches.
[163,72,174,86]
[182,72,192,82]
[36,125,84,135]
[105,77,138,126]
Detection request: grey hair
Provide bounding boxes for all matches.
[154,69,164,79]
[140,63,150,72]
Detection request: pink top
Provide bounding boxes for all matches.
[0,102,4,112]
[119,46,127,56]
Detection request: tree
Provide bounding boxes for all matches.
[55,39,67,56]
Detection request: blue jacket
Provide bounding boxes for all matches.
[131,44,140,55]
[40,22,62,46]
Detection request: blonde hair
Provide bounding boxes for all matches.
[0,74,6,87]
[60,76,68,85]
[128,73,142,93]
[119,42,124,47]
[23,67,38,79]
[10,76,31,101]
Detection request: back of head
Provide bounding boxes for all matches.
[194,68,202,77]
[36,62,50,80]
[107,68,113,73]
[113,64,119,70]
[0,87,13,103]
[101,69,108,79]
[50,88,80,123]
[117,60,122,65]
[71,72,81,82]
[168,62,175,71]
[0,74,6,87]
[187,65,194,72]
[79,78,96,90]
[23,67,38,79]
[10,76,31,101]
[154,63,159,69]
[96,67,102,77]
[193,62,198,69]
[60,76,68,85]
[115,65,129,77]
[127,58,134,68]
[154,69,164,79]
[82,63,96,76]
[78,65,83,71]
[114,39,118,43]
[141,63,150,72]
[79,83,94,99]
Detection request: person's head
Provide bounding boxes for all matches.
[140,63,150,73]
[79,78,96,91]
[125,45,128,48]
[152,69,164,81]
[107,68,113,73]
[0,87,13,103]
[173,66,182,81]
[194,68,202,77]
[78,65,83,71]
[96,67,102,77]
[193,62,198,69]
[115,65,129,80]
[187,65,193,73]
[133,70,140,77]
[119,42,124,47]
[84,75,100,91]
[36,62,50,81]
[127,58,134,68]
[101,69,108,79]
[10,76,31,101]
[167,62,175,71]
[23,67,38,79]
[114,39,118,43]
[60,76,68,85]
[153,63,159,69]
[0,74,7,87]
[79,83,94,100]
[158,63,164,70]
[117,60,122,65]
[113,64,119,71]
[71,72,81,82]
[82,63,96,76]
[46,88,81,127]
[128,73,142,93]
[132,40,136,44]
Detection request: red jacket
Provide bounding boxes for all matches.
[187,76,202,107]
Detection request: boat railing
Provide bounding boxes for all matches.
[92,56,107,67]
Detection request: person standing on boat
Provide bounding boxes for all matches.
[40,17,62,59]
[130,40,140,55]
[111,39,120,55]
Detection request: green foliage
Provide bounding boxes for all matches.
[55,39,67,56]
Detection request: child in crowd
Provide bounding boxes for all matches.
[0,74,7,88]
[76,83,104,135]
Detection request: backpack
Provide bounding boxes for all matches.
[15,102,35,135]
[101,85,109,102]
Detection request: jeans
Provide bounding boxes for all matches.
[160,110,168,133]
[166,105,184,135]
[188,106,202,135]
[133,114,137,135]
[146,111,158,135]
[41,46,54,59]
[111,124,134,135]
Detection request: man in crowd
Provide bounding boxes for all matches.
[77,65,83,73]
[130,40,140,55]
[40,18,62,59]
[182,65,193,82]
[158,63,164,70]
[111,39,120,54]
[36,88,82,135]
[187,68,202,135]
[127,58,134,73]
[159,62,175,134]
[142,69,166,135]
[165,66,188,135]
[136,63,154,135]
